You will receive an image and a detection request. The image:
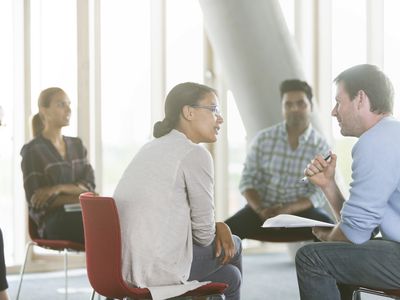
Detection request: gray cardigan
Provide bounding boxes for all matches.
[114,130,215,299]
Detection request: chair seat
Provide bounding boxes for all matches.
[32,238,85,252]
[247,227,314,242]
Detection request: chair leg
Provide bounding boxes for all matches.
[15,241,35,300]
[90,289,96,300]
[64,248,68,300]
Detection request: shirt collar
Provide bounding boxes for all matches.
[281,122,313,144]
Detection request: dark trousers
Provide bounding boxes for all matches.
[225,204,333,240]
[43,207,85,244]
[0,228,8,291]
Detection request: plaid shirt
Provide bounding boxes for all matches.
[239,122,330,208]
[21,135,95,235]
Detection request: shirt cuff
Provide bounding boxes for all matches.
[339,221,372,244]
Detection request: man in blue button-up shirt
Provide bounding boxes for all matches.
[296,64,400,300]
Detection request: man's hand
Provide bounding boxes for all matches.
[215,222,235,265]
[312,227,332,241]
[256,204,282,222]
[304,153,337,188]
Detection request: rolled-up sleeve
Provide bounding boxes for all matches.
[340,137,399,244]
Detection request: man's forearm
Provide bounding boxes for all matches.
[313,224,350,242]
[279,197,313,215]
[56,183,89,196]
[321,181,345,221]
[243,189,264,212]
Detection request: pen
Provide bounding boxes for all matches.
[300,153,331,183]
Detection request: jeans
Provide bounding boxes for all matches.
[189,235,242,300]
[295,239,400,300]
[225,204,333,240]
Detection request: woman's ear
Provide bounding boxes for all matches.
[182,105,194,120]
[38,107,48,122]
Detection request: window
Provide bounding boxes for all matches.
[166,0,204,90]
[0,0,15,264]
[100,0,151,195]
[384,0,400,118]
[331,0,366,187]
[30,0,78,136]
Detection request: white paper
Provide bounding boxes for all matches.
[148,281,209,300]
[63,203,82,212]
[262,214,335,228]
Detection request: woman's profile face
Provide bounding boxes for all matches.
[41,92,71,128]
[188,92,223,143]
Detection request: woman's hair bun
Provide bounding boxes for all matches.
[153,119,172,138]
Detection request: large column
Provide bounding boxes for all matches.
[199,0,323,141]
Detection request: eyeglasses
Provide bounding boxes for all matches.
[190,105,222,117]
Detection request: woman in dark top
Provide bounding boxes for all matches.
[21,87,95,243]
[0,106,10,300]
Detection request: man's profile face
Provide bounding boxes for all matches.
[331,82,361,137]
[282,90,312,127]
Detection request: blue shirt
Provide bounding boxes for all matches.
[239,122,330,208]
[340,116,400,244]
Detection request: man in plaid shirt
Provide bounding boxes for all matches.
[225,79,333,239]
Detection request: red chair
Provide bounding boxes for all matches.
[16,215,85,300]
[79,192,228,300]
[352,287,400,299]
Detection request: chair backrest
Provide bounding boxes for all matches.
[80,192,140,299]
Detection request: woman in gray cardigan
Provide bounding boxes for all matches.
[114,82,242,300]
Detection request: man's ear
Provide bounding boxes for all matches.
[181,105,194,120]
[357,90,368,110]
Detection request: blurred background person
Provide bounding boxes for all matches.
[20,87,95,244]
[225,79,332,240]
